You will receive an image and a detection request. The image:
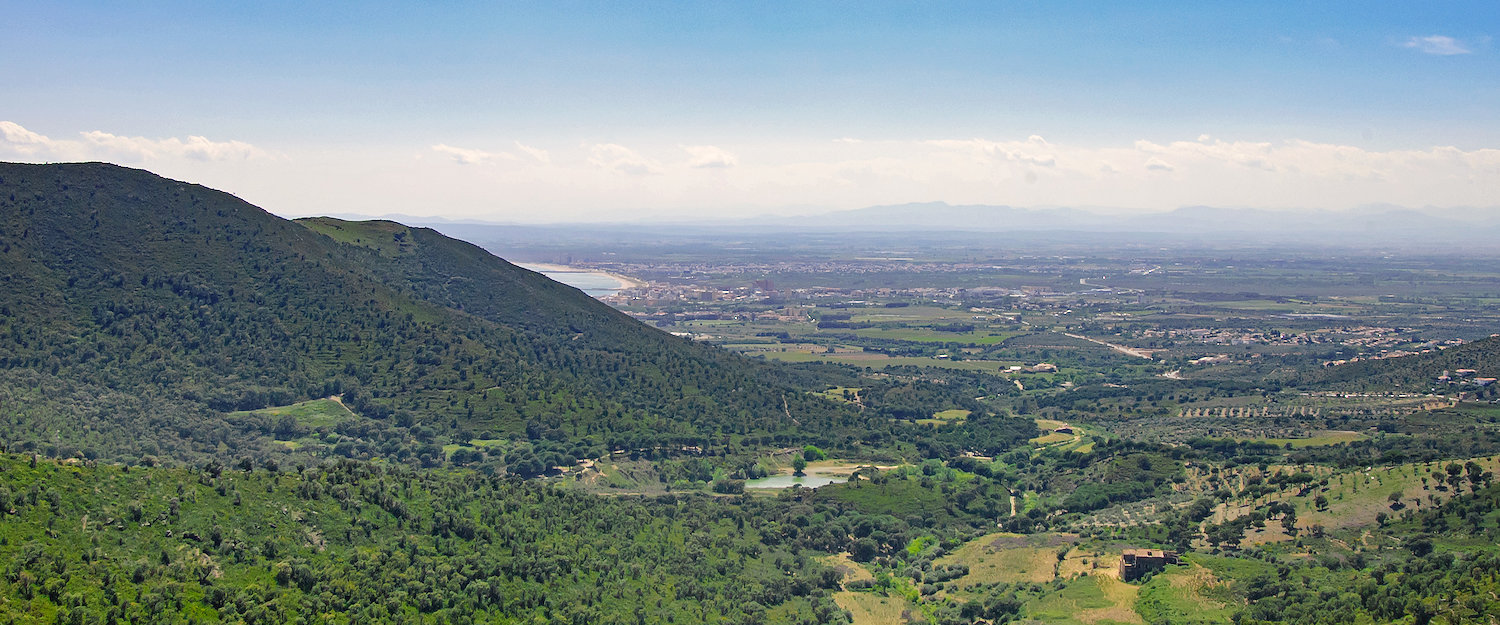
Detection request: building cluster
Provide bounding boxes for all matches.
[1437,369,1497,387]
[1322,339,1468,368]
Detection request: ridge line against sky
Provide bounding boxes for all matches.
[2,2,1496,222]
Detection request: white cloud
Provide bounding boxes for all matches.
[0,121,265,162]
[587,143,661,175]
[681,144,738,168]
[1144,157,1175,172]
[926,136,1057,168]
[0,121,52,154]
[513,141,550,164]
[82,131,264,161]
[431,143,510,165]
[1402,35,1471,55]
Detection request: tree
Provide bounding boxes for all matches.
[792,456,807,476]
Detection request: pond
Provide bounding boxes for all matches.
[743,474,843,489]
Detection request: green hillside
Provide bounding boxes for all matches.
[0,453,845,624]
[0,162,1031,469]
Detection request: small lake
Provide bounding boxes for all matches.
[518,264,628,298]
[744,474,842,489]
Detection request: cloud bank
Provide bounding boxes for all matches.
[4,120,1497,222]
[431,144,506,165]
[0,121,265,162]
[411,134,1499,219]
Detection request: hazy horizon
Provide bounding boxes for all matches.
[2,2,1496,222]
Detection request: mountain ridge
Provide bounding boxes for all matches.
[0,162,873,466]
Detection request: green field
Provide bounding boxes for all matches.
[757,351,1017,372]
[846,327,1023,345]
[916,409,970,426]
[228,397,356,428]
[1025,574,1142,625]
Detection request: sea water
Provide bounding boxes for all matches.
[518,264,627,298]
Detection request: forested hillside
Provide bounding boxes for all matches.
[0,162,1030,468]
[0,453,846,624]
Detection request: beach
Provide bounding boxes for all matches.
[518,263,646,293]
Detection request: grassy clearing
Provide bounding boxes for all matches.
[298,217,415,256]
[724,342,829,353]
[442,438,509,460]
[916,409,970,426]
[815,387,864,404]
[822,553,875,587]
[1299,456,1500,530]
[756,351,1016,372]
[228,397,356,428]
[833,592,911,625]
[936,536,1149,623]
[1242,430,1364,448]
[1056,546,1123,579]
[938,533,1074,585]
[1135,559,1235,625]
[847,306,972,322]
[845,327,1022,345]
[1208,456,1500,534]
[1454,402,1500,418]
[1025,574,1143,625]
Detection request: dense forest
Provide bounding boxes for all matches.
[0,163,1032,469]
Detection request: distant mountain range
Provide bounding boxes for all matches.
[744,202,1500,243]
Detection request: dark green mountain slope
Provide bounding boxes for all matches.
[0,162,873,464]
[0,162,1032,468]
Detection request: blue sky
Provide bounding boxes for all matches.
[3,2,1496,220]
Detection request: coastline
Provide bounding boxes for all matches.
[518,263,646,290]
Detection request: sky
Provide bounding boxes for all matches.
[2,1,1497,222]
